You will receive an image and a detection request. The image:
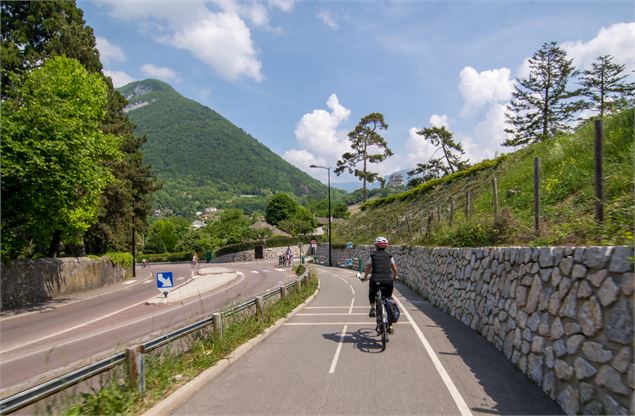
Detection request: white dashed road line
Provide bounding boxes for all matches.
[329,325,348,374]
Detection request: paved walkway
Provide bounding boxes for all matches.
[164,265,563,415]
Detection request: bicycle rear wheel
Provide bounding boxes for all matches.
[379,302,387,351]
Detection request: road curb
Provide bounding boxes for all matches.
[142,276,321,416]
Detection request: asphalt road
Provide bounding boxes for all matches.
[0,261,297,393]
[171,265,563,416]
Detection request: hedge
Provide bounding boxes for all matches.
[140,252,191,263]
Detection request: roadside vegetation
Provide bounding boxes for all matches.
[62,268,318,415]
[335,109,633,247]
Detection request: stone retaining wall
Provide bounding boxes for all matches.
[1,258,126,310]
[212,245,305,263]
[315,244,634,415]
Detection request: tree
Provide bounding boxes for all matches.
[1,1,159,256]
[579,55,635,119]
[279,206,317,254]
[504,42,580,147]
[265,193,298,226]
[335,113,393,201]
[408,126,468,185]
[207,209,251,245]
[1,56,122,258]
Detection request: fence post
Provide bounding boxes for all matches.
[594,119,604,223]
[280,284,288,298]
[465,191,471,219]
[255,296,264,316]
[213,313,223,340]
[406,214,413,240]
[534,157,540,234]
[449,199,454,226]
[126,345,145,395]
[492,177,499,219]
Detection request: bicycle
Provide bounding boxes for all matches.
[358,273,391,351]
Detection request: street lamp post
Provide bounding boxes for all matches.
[309,165,332,267]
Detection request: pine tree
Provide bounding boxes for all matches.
[504,42,580,147]
[335,113,393,201]
[407,126,468,185]
[579,55,635,119]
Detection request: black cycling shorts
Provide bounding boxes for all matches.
[369,280,393,304]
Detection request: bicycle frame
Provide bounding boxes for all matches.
[375,290,389,351]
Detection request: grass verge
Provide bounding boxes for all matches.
[62,270,318,415]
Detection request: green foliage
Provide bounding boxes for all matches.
[265,193,298,226]
[206,209,251,245]
[409,125,469,181]
[143,218,189,254]
[362,157,504,210]
[103,252,133,269]
[279,206,317,239]
[343,108,633,247]
[504,41,580,146]
[1,56,121,259]
[335,113,393,201]
[214,235,317,257]
[579,54,635,118]
[117,80,328,216]
[141,252,191,263]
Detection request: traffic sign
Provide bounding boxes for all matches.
[345,258,353,266]
[346,242,353,249]
[156,272,174,289]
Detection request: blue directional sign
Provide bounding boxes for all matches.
[156,272,174,289]
[345,258,353,267]
[346,242,353,249]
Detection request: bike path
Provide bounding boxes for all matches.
[171,265,562,415]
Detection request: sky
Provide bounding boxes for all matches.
[79,0,635,188]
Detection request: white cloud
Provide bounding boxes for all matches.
[404,127,439,168]
[97,1,264,82]
[284,94,353,180]
[140,64,182,82]
[283,149,328,180]
[317,10,338,30]
[268,0,294,12]
[103,70,136,87]
[169,11,263,82]
[459,66,514,117]
[563,22,635,72]
[95,37,125,64]
[429,114,449,128]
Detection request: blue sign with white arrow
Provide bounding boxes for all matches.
[156,272,174,289]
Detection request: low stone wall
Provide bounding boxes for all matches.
[1,257,126,310]
[212,245,306,263]
[316,244,634,415]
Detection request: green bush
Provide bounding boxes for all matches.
[141,252,191,263]
[102,252,133,269]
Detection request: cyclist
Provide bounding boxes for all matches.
[361,236,398,332]
[192,253,199,267]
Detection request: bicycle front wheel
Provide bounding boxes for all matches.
[379,303,387,351]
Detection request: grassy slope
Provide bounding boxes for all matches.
[336,109,634,247]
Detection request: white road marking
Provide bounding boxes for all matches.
[177,277,185,281]
[329,325,348,374]
[304,306,366,309]
[338,277,355,295]
[122,280,136,285]
[274,268,285,271]
[251,271,260,274]
[392,295,473,416]
[143,280,153,284]
[348,298,355,314]
[262,269,271,273]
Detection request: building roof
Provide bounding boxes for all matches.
[249,221,290,236]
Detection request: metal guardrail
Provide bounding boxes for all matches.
[0,269,310,415]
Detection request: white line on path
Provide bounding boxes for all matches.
[250,271,260,274]
[304,306,367,309]
[122,280,136,285]
[348,298,355,314]
[329,325,348,374]
[339,277,355,295]
[392,296,473,416]
[143,280,153,284]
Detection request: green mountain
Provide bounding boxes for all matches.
[118,79,328,216]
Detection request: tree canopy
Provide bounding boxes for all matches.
[504,41,579,147]
[579,54,635,119]
[265,193,299,226]
[2,56,122,258]
[408,125,468,186]
[335,113,393,201]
